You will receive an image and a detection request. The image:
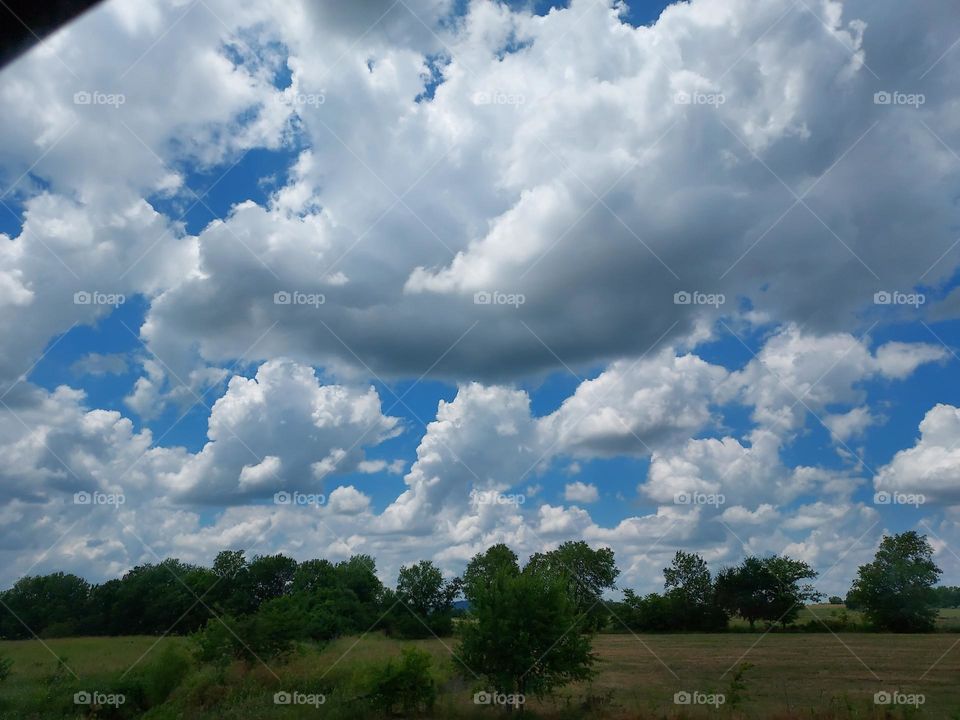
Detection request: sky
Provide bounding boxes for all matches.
[1,0,960,597]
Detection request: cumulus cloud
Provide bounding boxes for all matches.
[724,324,945,437]
[875,404,960,504]
[2,0,960,593]
[162,359,402,502]
[127,0,960,388]
[564,481,599,503]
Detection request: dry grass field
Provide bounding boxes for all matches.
[2,626,960,718]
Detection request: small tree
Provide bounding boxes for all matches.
[391,560,460,637]
[462,543,520,604]
[525,541,619,631]
[715,555,820,629]
[848,531,941,632]
[764,556,821,627]
[458,565,595,707]
[663,551,728,630]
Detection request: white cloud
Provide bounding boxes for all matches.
[1,0,960,595]
[824,406,876,442]
[875,404,960,504]
[564,481,600,503]
[327,485,372,515]
[725,325,945,437]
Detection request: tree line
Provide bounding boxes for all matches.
[0,531,952,648]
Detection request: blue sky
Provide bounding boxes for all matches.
[1,0,960,594]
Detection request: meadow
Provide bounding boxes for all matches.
[2,612,960,719]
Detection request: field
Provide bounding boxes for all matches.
[2,622,960,718]
[728,604,960,632]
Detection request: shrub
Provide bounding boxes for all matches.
[367,647,437,716]
[0,654,11,682]
[192,604,299,666]
[139,644,192,705]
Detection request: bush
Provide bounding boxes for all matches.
[0,654,11,682]
[139,644,192,705]
[367,647,437,716]
[192,602,300,666]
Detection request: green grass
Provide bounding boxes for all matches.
[2,626,960,718]
[723,603,960,632]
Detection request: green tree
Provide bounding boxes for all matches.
[525,541,618,630]
[391,560,460,637]
[621,590,677,632]
[0,572,90,638]
[462,543,520,604]
[715,555,819,629]
[109,560,214,635]
[931,586,960,608]
[291,558,337,594]
[247,553,297,606]
[458,564,595,707]
[210,550,254,615]
[764,556,821,627]
[848,531,941,632]
[662,551,728,630]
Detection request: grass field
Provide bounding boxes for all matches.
[2,622,960,718]
[724,603,960,632]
